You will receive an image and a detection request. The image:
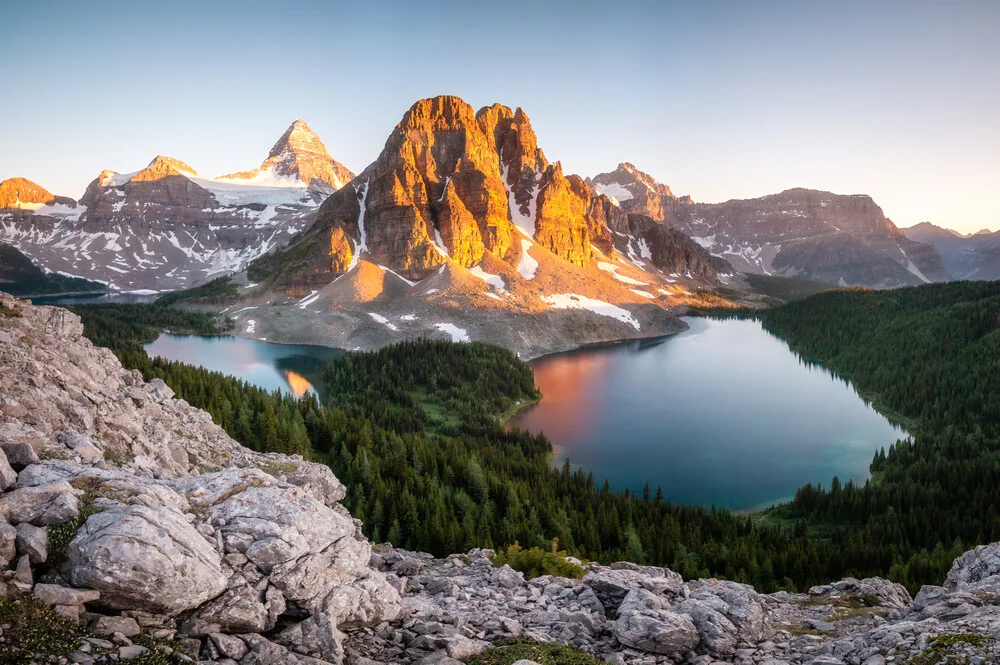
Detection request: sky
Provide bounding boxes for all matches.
[2,0,997,233]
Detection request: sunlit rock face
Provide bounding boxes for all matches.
[0,177,74,209]
[259,96,663,286]
[592,164,950,288]
[0,121,351,291]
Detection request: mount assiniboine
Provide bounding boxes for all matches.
[0,120,352,292]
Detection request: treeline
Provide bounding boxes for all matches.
[762,281,1000,589]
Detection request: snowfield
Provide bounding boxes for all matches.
[541,293,641,330]
[368,312,399,331]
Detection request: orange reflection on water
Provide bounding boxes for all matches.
[513,350,614,443]
[283,370,313,398]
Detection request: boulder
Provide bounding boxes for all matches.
[196,581,273,633]
[15,522,47,564]
[94,615,142,637]
[583,564,683,612]
[673,596,738,655]
[209,633,249,660]
[277,611,345,662]
[946,542,1000,589]
[492,564,525,589]
[0,441,39,469]
[613,588,700,654]
[198,481,355,572]
[57,431,104,464]
[0,480,79,525]
[285,461,347,506]
[146,378,175,401]
[34,583,101,605]
[67,504,228,614]
[688,579,768,647]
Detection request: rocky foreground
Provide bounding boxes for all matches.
[1,292,1000,665]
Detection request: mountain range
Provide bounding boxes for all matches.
[591,163,950,287]
[0,120,351,291]
[2,94,991,354]
[901,222,1000,281]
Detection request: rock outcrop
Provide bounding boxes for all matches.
[0,177,75,209]
[0,293,399,663]
[592,165,951,288]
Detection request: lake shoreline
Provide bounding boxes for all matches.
[507,316,904,512]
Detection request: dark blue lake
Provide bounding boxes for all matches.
[143,317,902,511]
[509,317,904,511]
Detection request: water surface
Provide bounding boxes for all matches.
[509,317,903,511]
[30,292,157,306]
[145,334,343,398]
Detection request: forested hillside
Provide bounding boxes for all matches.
[65,280,1000,592]
[761,281,1000,588]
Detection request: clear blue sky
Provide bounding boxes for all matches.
[2,0,997,233]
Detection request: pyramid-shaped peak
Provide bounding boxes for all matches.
[253,119,354,190]
[269,119,325,157]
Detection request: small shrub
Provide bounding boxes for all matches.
[491,540,586,580]
[0,301,22,318]
[466,637,604,665]
[904,632,994,665]
[262,460,298,476]
[0,592,190,663]
[0,592,88,659]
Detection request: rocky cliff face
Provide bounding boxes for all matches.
[2,293,1000,665]
[591,163,677,221]
[592,166,951,288]
[0,121,350,292]
[255,97,723,286]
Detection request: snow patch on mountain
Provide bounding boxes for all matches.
[597,261,648,286]
[517,239,539,279]
[594,182,634,206]
[368,312,398,331]
[468,265,506,292]
[541,293,640,330]
[434,322,470,342]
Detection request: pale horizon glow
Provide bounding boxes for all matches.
[1,1,997,234]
